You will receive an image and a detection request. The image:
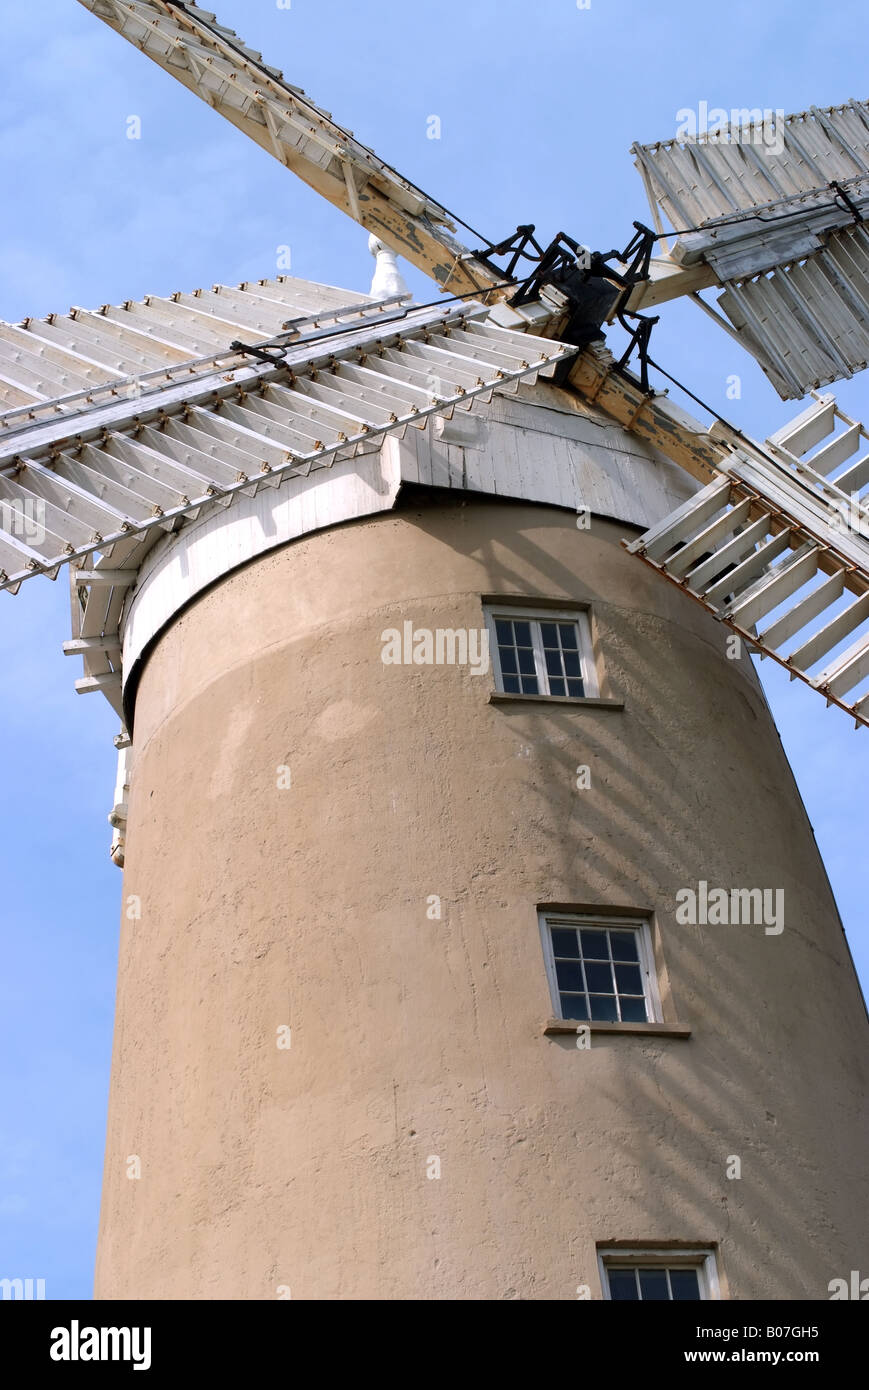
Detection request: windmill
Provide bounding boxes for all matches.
[4,0,868,1301]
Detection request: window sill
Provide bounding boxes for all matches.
[543,1019,692,1038]
[489,693,624,709]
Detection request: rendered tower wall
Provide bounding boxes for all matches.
[94,388,869,1300]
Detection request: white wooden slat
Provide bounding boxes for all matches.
[50,453,157,523]
[184,405,295,470]
[214,396,329,456]
[0,478,85,556]
[779,263,861,378]
[0,376,38,409]
[434,326,543,371]
[757,572,846,651]
[724,544,819,628]
[277,369,418,428]
[0,340,96,399]
[815,629,869,698]
[104,302,222,357]
[78,443,187,512]
[688,517,784,597]
[356,347,486,399]
[719,284,804,399]
[23,458,135,535]
[0,336,111,397]
[422,330,534,378]
[328,360,433,411]
[0,531,43,579]
[284,375,405,430]
[716,224,869,399]
[103,433,216,500]
[786,591,869,671]
[0,474,97,551]
[237,388,342,448]
[150,419,260,483]
[174,287,301,335]
[18,312,181,372]
[627,478,732,560]
[768,396,836,455]
[380,341,492,391]
[664,497,753,578]
[257,384,393,452]
[5,326,130,383]
[250,276,372,312]
[832,451,869,495]
[807,423,862,475]
[132,291,273,342]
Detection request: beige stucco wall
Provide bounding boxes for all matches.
[95,493,869,1300]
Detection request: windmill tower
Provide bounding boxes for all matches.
[4,1,868,1300]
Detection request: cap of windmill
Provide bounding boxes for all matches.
[368,234,411,300]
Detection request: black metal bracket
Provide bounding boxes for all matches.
[511,230,594,307]
[229,340,289,365]
[830,180,864,224]
[614,311,660,394]
[468,221,661,348]
[469,225,547,284]
[608,222,657,291]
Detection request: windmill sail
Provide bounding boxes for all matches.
[0,275,382,427]
[0,294,572,593]
[0,279,573,720]
[631,101,869,397]
[622,390,869,726]
[76,0,506,299]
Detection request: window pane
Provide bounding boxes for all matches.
[611,932,639,962]
[489,611,591,701]
[615,963,643,995]
[670,1269,701,1301]
[560,994,589,1021]
[607,1269,639,1301]
[517,646,536,675]
[584,961,613,993]
[619,995,649,1023]
[638,1268,670,1300]
[580,929,609,959]
[502,674,520,694]
[550,924,652,1026]
[555,960,584,991]
[589,994,618,1022]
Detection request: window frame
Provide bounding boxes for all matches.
[538,911,662,1025]
[484,605,599,700]
[598,1248,721,1301]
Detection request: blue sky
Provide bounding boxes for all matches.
[0,0,866,1299]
